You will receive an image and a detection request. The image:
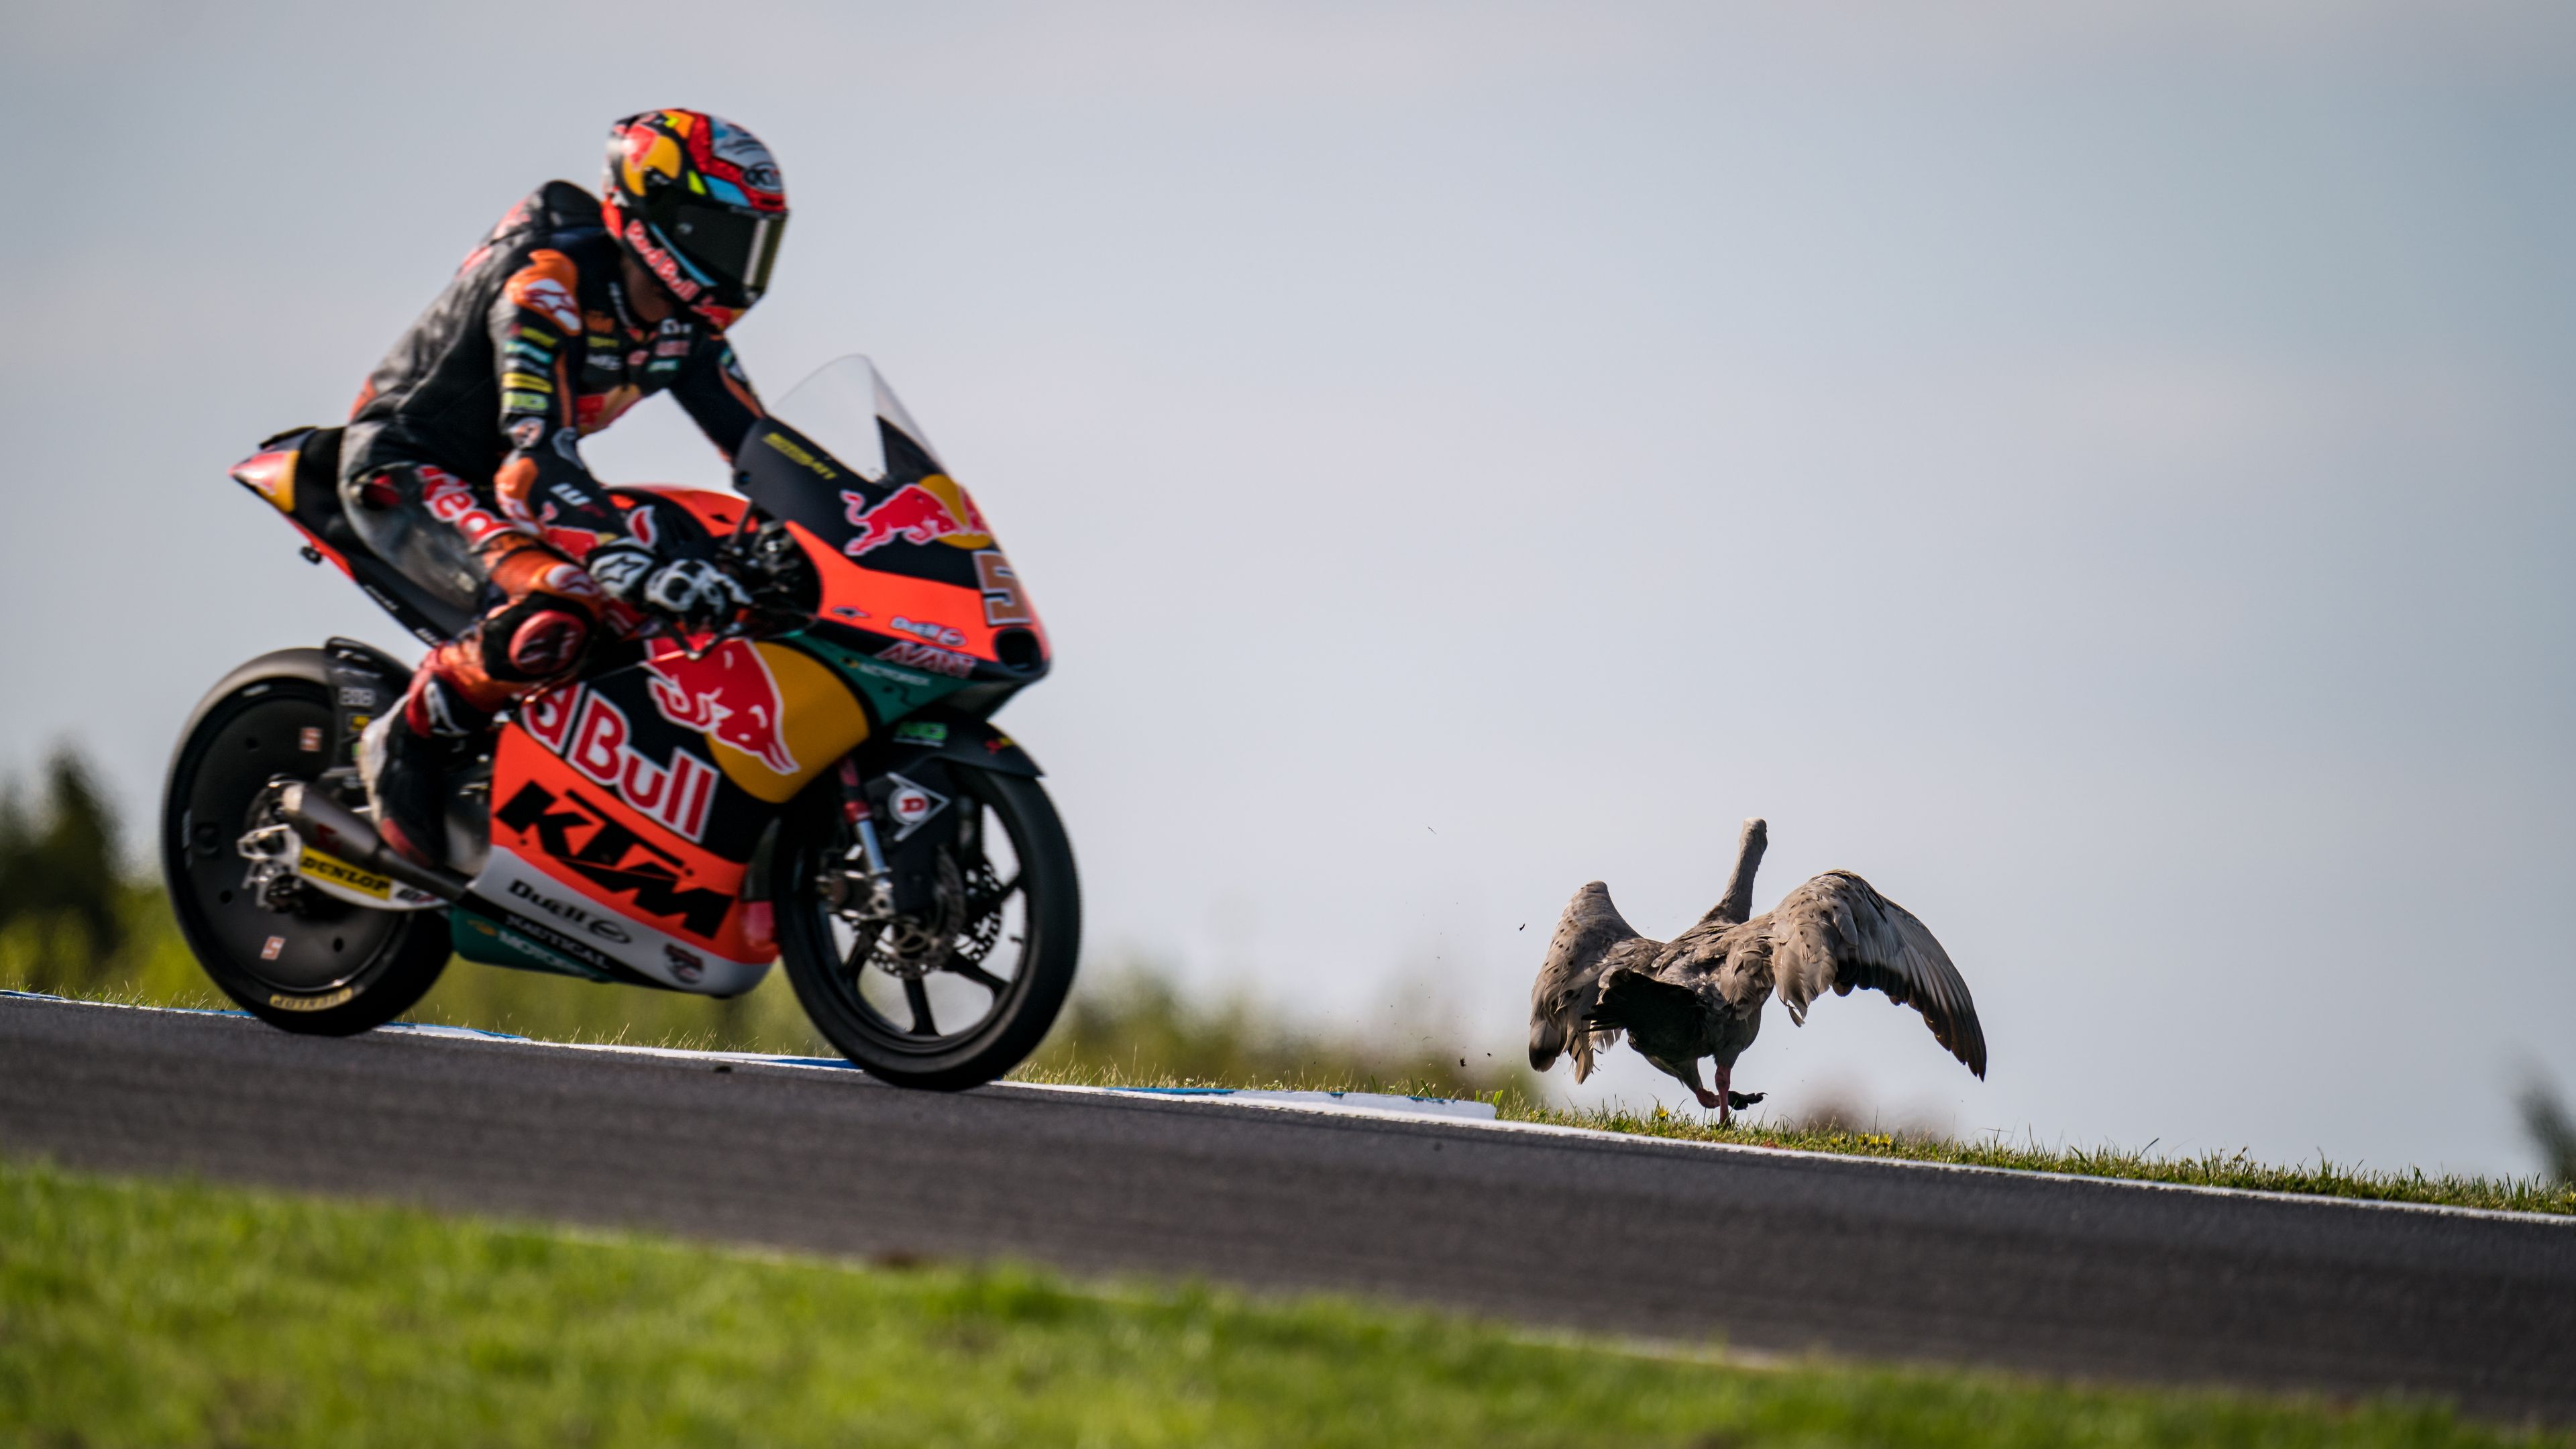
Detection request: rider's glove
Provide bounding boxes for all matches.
[589,545,751,631]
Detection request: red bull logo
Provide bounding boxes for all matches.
[841,476,993,557]
[519,686,720,842]
[642,639,798,775]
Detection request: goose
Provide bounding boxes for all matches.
[1527,818,1986,1122]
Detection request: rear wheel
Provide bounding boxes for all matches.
[161,669,448,1034]
[777,767,1079,1089]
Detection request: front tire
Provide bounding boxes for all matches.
[161,663,449,1034]
[777,767,1079,1089]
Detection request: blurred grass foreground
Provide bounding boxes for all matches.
[7,1159,2564,1449]
[6,745,2573,1216]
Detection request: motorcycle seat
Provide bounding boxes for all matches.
[257,425,472,643]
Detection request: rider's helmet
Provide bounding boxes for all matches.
[601,109,788,329]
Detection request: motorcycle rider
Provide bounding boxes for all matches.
[341,109,788,868]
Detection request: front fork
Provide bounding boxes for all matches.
[836,757,896,917]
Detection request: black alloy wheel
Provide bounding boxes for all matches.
[161,671,448,1034]
[776,765,1079,1089]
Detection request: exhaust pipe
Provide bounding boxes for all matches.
[277,782,470,902]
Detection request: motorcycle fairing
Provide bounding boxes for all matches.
[228,427,467,645]
[737,409,1051,678]
[225,356,1053,998]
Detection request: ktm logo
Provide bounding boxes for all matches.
[496,781,732,938]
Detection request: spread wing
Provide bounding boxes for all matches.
[1769,870,1986,1077]
[1527,881,1646,1080]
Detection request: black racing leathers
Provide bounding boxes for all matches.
[340,179,763,585]
[336,180,769,865]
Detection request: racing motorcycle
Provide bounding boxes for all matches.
[161,357,1077,1089]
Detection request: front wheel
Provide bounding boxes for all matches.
[777,767,1079,1090]
[161,661,449,1034]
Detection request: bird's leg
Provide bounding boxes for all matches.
[1713,1061,1734,1126]
[1688,1062,1730,1123]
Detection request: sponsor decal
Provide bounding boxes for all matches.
[506,875,634,942]
[464,890,621,974]
[495,782,734,938]
[270,985,356,1012]
[501,371,554,394]
[337,686,377,707]
[299,848,392,900]
[510,272,583,331]
[888,616,967,647]
[517,327,559,346]
[535,561,602,600]
[421,470,517,547]
[519,686,720,842]
[855,659,932,687]
[892,720,948,746]
[589,351,621,370]
[622,219,702,302]
[260,934,284,961]
[664,943,705,983]
[504,341,554,368]
[883,771,949,842]
[985,733,1016,755]
[655,339,690,358]
[502,390,551,413]
[299,725,323,752]
[642,639,798,775]
[761,430,836,479]
[828,605,869,621]
[975,551,1034,626]
[510,417,546,449]
[876,641,974,679]
[841,479,992,557]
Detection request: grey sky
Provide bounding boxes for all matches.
[3,1,2570,1174]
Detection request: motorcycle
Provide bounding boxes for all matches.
[161,356,1078,1089]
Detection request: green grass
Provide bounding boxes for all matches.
[3,1160,2561,1448]
[1496,1104,2576,1219]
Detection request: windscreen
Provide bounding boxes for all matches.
[767,355,943,483]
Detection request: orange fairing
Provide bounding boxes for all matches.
[494,692,769,967]
[230,445,356,579]
[788,520,1051,665]
[230,447,298,514]
[616,484,747,535]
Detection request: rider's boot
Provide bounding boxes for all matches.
[359,672,482,871]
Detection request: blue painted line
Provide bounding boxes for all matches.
[0,991,1495,1117]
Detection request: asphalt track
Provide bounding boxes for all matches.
[5,995,2572,1422]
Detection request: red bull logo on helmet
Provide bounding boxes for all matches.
[841,476,994,557]
[642,639,798,775]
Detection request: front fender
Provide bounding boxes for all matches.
[875,713,1042,778]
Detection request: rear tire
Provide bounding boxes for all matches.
[161,665,448,1034]
[778,767,1079,1089]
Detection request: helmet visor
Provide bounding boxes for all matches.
[665,201,786,306]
